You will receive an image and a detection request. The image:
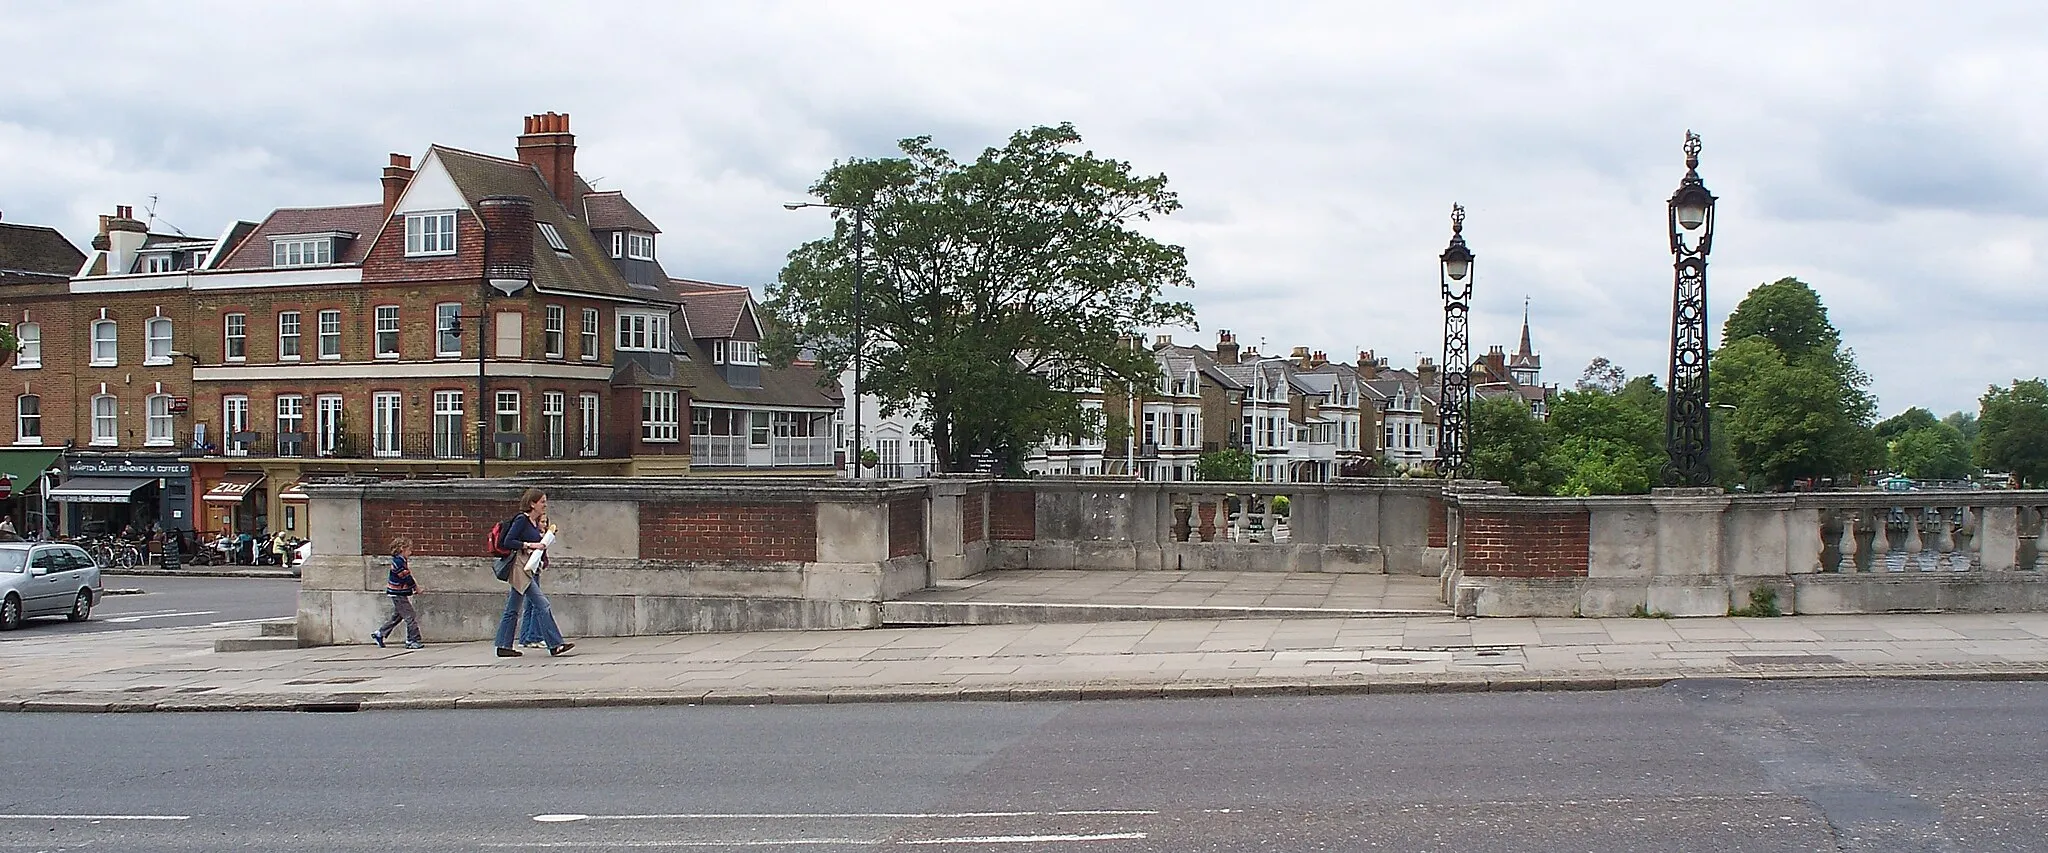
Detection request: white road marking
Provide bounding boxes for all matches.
[0,814,190,821]
[532,810,1155,823]
[903,833,1146,845]
[483,835,1144,848]
[104,610,219,624]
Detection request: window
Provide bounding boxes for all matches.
[640,390,678,442]
[145,318,173,365]
[223,395,249,456]
[610,231,623,259]
[404,211,457,256]
[374,306,399,357]
[272,238,332,267]
[316,395,342,456]
[728,340,759,366]
[276,395,304,457]
[580,308,598,360]
[187,252,207,270]
[91,394,117,445]
[91,320,117,366]
[433,391,464,458]
[579,393,599,456]
[143,254,174,273]
[542,391,565,458]
[1142,412,1156,446]
[494,311,521,358]
[615,312,669,351]
[12,323,39,368]
[436,303,462,357]
[318,310,341,359]
[145,394,173,446]
[544,306,564,358]
[277,311,301,360]
[750,411,770,447]
[711,339,725,364]
[222,313,246,361]
[373,392,402,458]
[15,395,39,443]
[495,391,521,459]
[537,222,570,254]
[626,232,655,260]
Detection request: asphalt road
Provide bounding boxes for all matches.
[2,679,2044,852]
[0,575,298,638]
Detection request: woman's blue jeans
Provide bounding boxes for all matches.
[495,579,563,650]
[517,578,545,644]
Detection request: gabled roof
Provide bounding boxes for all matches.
[672,279,757,339]
[0,222,84,283]
[582,191,660,233]
[429,146,670,303]
[671,336,842,410]
[217,204,384,270]
[1155,344,1245,390]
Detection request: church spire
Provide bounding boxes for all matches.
[1516,297,1533,358]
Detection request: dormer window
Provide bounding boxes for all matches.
[142,254,175,273]
[626,232,654,261]
[615,311,670,352]
[537,222,571,255]
[272,238,334,267]
[728,340,759,366]
[404,212,457,256]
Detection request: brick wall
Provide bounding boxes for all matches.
[1427,496,1447,549]
[361,497,520,556]
[962,489,986,543]
[639,502,817,561]
[889,496,924,558]
[1459,509,1589,578]
[990,490,1036,541]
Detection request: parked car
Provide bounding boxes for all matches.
[0,542,103,630]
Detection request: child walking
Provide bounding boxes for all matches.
[371,537,424,650]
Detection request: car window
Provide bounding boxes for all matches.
[30,550,59,572]
[62,547,96,571]
[0,551,24,573]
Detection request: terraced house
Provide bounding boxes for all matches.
[1,112,839,540]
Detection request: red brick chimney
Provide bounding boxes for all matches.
[1356,350,1379,380]
[1216,330,1239,365]
[1309,350,1328,368]
[381,153,414,218]
[477,196,536,289]
[516,112,578,215]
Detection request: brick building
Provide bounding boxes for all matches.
[0,215,89,534]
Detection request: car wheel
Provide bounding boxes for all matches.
[0,594,20,631]
[67,590,93,622]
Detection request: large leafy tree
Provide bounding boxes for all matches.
[1711,278,1882,489]
[1977,379,2048,487]
[765,124,1195,472]
[1541,388,1663,496]
[1468,394,1557,495]
[1875,407,1973,481]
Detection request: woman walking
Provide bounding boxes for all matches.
[493,488,573,658]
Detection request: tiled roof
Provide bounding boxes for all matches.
[582,191,660,233]
[671,337,841,409]
[0,222,84,282]
[217,204,385,270]
[673,280,756,339]
[432,146,669,303]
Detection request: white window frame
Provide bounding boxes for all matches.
[223,394,250,456]
[544,305,565,358]
[145,317,173,365]
[12,323,40,369]
[373,392,402,458]
[276,394,304,457]
[374,305,400,358]
[15,394,40,444]
[272,238,333,267]
[610,231,623,259]
[711,339,726,365]
[224,313,247,361]
[432,390,465,458]
[580,308,599,360]
[435,303,462,357]
[315,394,343,456]
[91,394,118,446]
[277,311,301,361]
[640,390,679,443]
[404,211,457,256]
[542,391,565,459]
[90,320,117,366]
[728,340,759,366]
[317,310,342,360]
[537,222,570,254]
[145,394,173,447]
[615,312,669,352]
[495,390,520,437]
[143,254,174,274]
[749,411,770,447]
[626,232,655,261]
[578,393,600,457]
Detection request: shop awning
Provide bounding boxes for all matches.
[0,448,63,499]
[202,474,266,504]
[47,476,156,504]
[277,481,309,503]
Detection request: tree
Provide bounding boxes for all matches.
[1874,407,1939,441]
[1943,410,1980,447]
[765,124,1196,472]
[1977,379,2048,487]
[1888,423,1974,481]
[1540,388,1662,496]
[1195,449,1253,482]
[1576,357,1626,394]
[0,323,15,363]
[1712,279,1881,489]
[1468,394,1556,495]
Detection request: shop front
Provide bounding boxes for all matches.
[200,472,268,537]
[0,448,64,538]
[52,455,193,537]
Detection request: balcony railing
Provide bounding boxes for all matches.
[194,429,630,463]
[691,434,833,467]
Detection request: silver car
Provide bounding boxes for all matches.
[0,542,103,630]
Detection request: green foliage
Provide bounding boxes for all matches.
[764,124,1196,473]
[1712,279,1881,489]
[1943,410,1980,447]
[1875,407,1939,441]
[1630,604,1674,619]
[1468,394,1558,495]
[1576,357,1626,394]
[1540,389,1663,496]
[1888,423,1974,481]
[1195,449,1253,482]
[0,324,15,362]
[1729,587,1782,617]
[1977,379,2048,488]
[1270,495,1290,517]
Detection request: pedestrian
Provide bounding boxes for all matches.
[494,488,572,658]
[370,536,424,650]
[518,508,551,649]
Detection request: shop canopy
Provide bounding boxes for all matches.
[202,474,266,504]
[277,482,309,503]
[47,476,157,504]
[0,449,63,499]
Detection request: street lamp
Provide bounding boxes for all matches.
[1437,204,1474,478]
[785,200,868,479]
[440,310,491,478]
[1664,131,1717,486]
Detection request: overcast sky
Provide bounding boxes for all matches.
[3,1,2043,417]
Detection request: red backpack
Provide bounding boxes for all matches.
[486,517,518,558]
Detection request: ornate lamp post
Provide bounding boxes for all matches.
[1664,131,1717,486]
[1437,204,1474,478]
[785,201,867,479]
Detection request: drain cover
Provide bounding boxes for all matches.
[1728,654,1844,666]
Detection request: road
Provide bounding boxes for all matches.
[2,679,2044,852]
[0,575,298,638]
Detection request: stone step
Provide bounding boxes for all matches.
[259,620,297,638]
[879,600,1448,627]
[214,637,301,653]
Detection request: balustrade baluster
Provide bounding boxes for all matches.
[2024,506,2046,571]
[1952,506,1979,572]
[1823,511,1848,572]
[1900,507,1926,572]
[1927,506,1954,572]
[1842,508,1867,572]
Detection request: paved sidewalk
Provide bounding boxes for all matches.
[106,567,298,579]
[8,611,2048,712]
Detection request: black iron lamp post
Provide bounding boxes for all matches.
[1664,131,1718,486]
[785,200,867,479]
[1438,204,1474,478]
[440,309,491,478]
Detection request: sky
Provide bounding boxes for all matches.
[2,0,2043,417]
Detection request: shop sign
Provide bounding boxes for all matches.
[66,459,192,477]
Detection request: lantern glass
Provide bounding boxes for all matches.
[1444,257,1470,281]
[1676,202,1707,231]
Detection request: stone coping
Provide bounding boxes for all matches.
[303,476,936,503]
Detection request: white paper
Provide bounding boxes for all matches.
[522,529,556,576]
